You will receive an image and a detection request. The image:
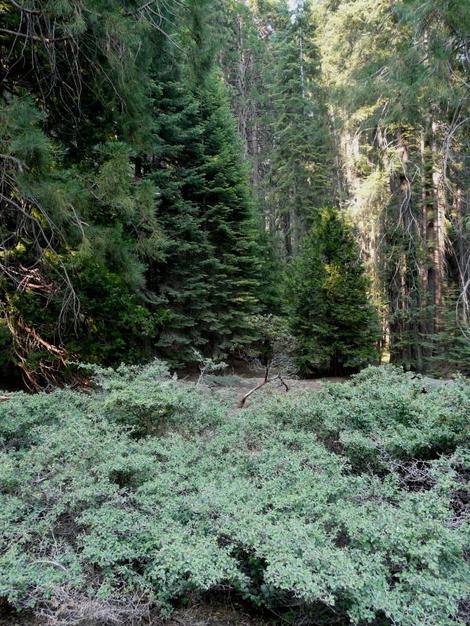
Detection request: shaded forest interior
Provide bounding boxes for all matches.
[1,5,470,625]
[1,0,469,387]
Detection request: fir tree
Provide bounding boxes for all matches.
[145,47,262,363]
[265,0,334,257]
[428,291,470,377]
[195,74,261,357]
[287,207,380,375]
[0,0,264,380]
[145,63,212,363]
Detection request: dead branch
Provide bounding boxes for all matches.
[38,586,151,626]
[7,0,41,15]
[0,28,73,43]
[5,315,69,390]
[238,371,289,408]
[239,379,269,408]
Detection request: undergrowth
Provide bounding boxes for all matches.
[0,363,469,626]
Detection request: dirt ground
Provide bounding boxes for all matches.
[196,372,346,407]
[0,600,277,626]
[166,600,277,626]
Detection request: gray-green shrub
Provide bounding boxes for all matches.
[0,364,468,625]
[247,365,470,470]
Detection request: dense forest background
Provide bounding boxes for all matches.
[1,5,470,625]
[1,0,469,388]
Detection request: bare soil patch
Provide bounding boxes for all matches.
[198,373,347,407]
[166,600,277,626]
[0,599,277,626]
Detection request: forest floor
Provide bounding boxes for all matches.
[223,376,343,407]
[161,598,278,626]
[183,367,347,408]
[0,598,277,626]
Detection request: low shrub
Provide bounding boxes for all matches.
[0,365,468,625]
[0,360,224,448]
[0,387,92,449]
[84,360,226,436]
[248,366,470,470]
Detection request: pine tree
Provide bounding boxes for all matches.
[428,291,470,377]
[0,0,168,384]
[0,0,264,380]
[315,0,470,373]
[216,0,335,259]
[287,207,379,375]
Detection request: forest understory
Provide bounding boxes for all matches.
[0,1,469,626]
[0,363,469,626]
[1,364,469,626]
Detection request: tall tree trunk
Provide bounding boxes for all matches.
[430,120,446,322]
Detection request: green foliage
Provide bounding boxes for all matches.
[196,75,262,354]
[314,0,470,374]
[0,66,162,380]
[147,59,262,364]
[0,318,13,375]
[427,292,470,377]
[0,0,263,382]
[286,208,380,374]
[0,365,468,625]
[84,360,226,436]
[265,0,334,255]
[254,365,470,470]
[216,0,336,261]
[66,261,156,364]
[0,360,223,447]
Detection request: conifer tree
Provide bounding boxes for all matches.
[195,75,261,356]
[217,0,335,259]
[287,208,379,374]
[0,0,264,380]
[263,0,334,257]
[315,0,470,373]
[144,63,212,362]
[0,0,169,383]
[145,34,262,364]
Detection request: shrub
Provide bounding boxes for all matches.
[90,360,226,436]
[0,360,224,446]
[248,366,470,470]
[0,365,468,625]
[0,387,92,449]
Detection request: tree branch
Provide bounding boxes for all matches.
[7,0,41,15]
[0,28,73,43]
